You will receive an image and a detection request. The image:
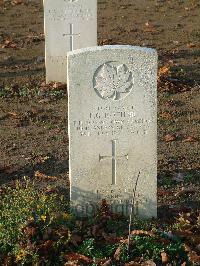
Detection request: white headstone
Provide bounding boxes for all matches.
[68,46,157,218]
[43,0,97,83]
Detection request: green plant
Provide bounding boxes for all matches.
[0,179,191,265]
[160,176,175,187]
[0,86,12,97]
[0,178,71,264]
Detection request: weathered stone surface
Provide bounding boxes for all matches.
[68,45,157,218]
[44,0,97,83]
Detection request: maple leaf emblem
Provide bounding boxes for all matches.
[94,63,133,100]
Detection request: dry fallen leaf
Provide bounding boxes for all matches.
[38,240,54,256]
[8,112,18,117]
[142,261,156,266]
[52,82,66,90]
[184,7,190,11]
[164,134,176,142]
[181,262,187,266]
[34,171,58,181]
[125,262,140,266]
[175,187,196,197]
[101,259,112,266]
[2,39,17,49]
[182,136,196,142]
[144,21,156,32]
[187,42,196,48]
[160,112,172,120]
[161,252,169,264]
[11,0,24,5]
[158,189,171,197]
[64,253,92,264]
[114,246,121,261]
[70,234,82,247]
[189,251,200,263]
[131,230,155,237]
[158,65,170,77]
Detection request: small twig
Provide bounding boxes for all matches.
[127,171,140,254]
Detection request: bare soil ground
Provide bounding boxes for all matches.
[0,0,200,216]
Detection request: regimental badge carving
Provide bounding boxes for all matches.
[93,62,133,100]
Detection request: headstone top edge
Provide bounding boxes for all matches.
[67,45,157,57]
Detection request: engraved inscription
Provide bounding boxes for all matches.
[73,105,154,137]
[47,6,95,21]
[93,62,133,101]
[96,189,149,205]
[48,56,67,65]
[99,140,128,185]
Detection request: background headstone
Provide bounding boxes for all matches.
[68,46,157,218]
[44,0,97,83]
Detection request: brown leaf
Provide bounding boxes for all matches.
[187,43,196,48]
[91,224,100,236]
[181,262,187,266]
[64,263,79,266]
[100,199,111,216]
[169,206,191,214]
[144,21,156,32]
[101,259,112,266]
[158,189,171,197]
[189,251,200,263]
[64,253,92,264]
[142,261,156,266]
[175,187,196,197]
[161,252,169,264]
[102,231,120,244]
[131,230,155,237]
[184,244,192,252]
[23,226,37,238]
[11,0,23,5]
[2,39,17,49]
[144,26,156,33]
[125,262,140,266]
[34,171,58,181]
[8,111,18,117]
[70,234,82,247]
[164,134,176,142]
[99,38,113,45]
[52,82,66,90]
[38,240,54,256]
[160,112,172,120]
[114,246,121,261]
[182,136,196,142]
[158,65,170,78]
[120,238,129,244]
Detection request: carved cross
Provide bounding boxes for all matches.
[99,140,128,185]
[63,23,80,51]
